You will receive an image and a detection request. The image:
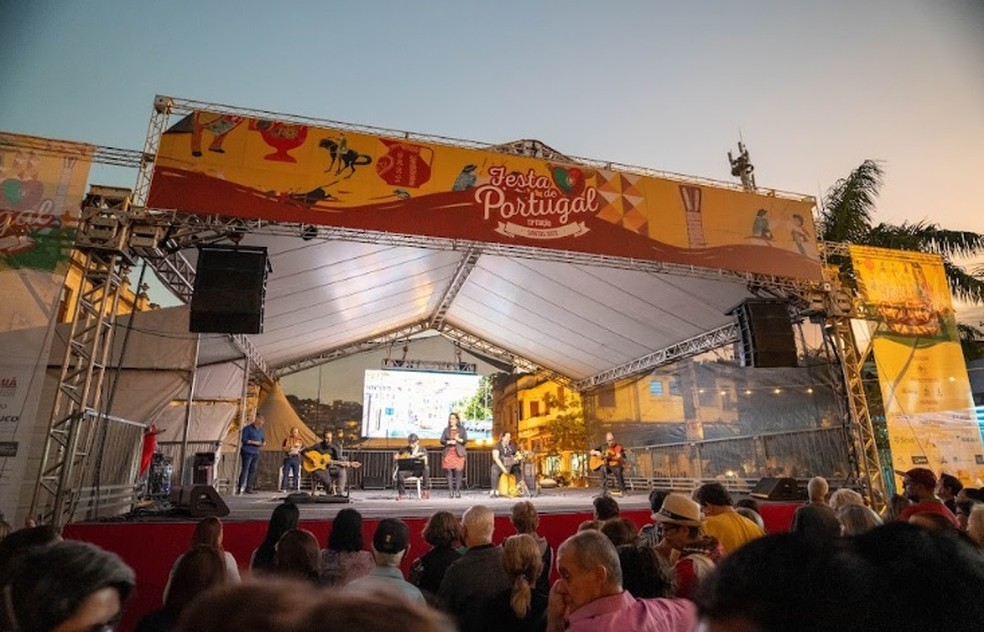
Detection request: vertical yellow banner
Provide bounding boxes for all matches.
[851,245,984,485]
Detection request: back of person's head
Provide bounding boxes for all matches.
[191,516,223,550]
[807,477,829,501]
[510,501,539,534]
[559,530,622,590]
[177,579,456,632]
[592,495,620,521]
[328,508,364,552]
[422,511,461,548]
[616,544,671,598]
[462,505,495,545]
[734,497,761,513]
[255,502,301,571]
[938,473,963,497]
[648,489,669,513]
[577,519,601,532]
[829,488,865,512]
[275,529,321,581]
[837,504,883,536]
[502,534,542,619]
[0,525,61,581]
[5,540,135,632]
[695,482,732,507]
[601,518,639,547]
[967,505,984,549]
[165,544,227,616]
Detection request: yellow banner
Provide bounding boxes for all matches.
[149,110,821,280]
[851,245,984,485]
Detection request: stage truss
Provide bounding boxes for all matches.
[27,96,886,525]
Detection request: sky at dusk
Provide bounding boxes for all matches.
[3,0,983,378]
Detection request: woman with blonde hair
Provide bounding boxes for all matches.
[837,504,883,536]
[479,534,546,631]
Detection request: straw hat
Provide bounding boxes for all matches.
[651,493,703,527]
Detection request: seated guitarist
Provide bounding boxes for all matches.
[393,433,429,500]
[590,432,627,496]
[305,430,348,496]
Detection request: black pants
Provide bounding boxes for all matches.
[396,466,429,494]
[600,464,626,493]
[446,468,463,492]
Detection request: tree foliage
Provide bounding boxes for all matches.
[456,374,493,420]
[543,391,587,453]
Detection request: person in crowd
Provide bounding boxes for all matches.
[4,540,135,632]
[695,523,984,632]
[347,518,424,604]
[176,580,456,632]
[438,505,511,631]
[163,516,239,600]
[953,497,979,531]
[936,472,963,513]
[546,530,696,632]
[589,432,627,496]
[828,487,865,512]
[638,489,669,548]
[601,518,639,547]
[966,504,984,550]
[885,492,912,522]
[734,497,761,514]
[440,412,468,498]
[490,432,522,497]
[409,511,463,600]
[694,482,764,555]
[836,503,883,536]
[735,506,765,532]
[577,519,601,532]
[651,493,721,600]
[304,430,350,496]
[615,544,672,599]
[274,528,322,585]
[395,433,430,500]
[479,534,547,632]
[237,414,265,494]
[790,476,841,542]
[0,525,63,629]
[320,507,374,586]
[281,427,304,492]
[136,544,227,632]
[592,495,620,522]
[510,502,552,600]
[250,501,300,572]
[898,468,958,527]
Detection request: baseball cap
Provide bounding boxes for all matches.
[373,518,409,554]
[900,467,937,489]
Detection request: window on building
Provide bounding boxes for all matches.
[668,378,681,397]
[529,400,540,417]
[556,386,566,403]
[649,379,664,397]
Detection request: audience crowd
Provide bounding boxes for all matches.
[2,467,983,632]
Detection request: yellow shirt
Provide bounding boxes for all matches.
[703,509,765,554]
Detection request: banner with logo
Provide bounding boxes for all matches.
[851,245,984,485]
[0,133,93,523]
[148,110,821,281]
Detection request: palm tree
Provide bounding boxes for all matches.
[817,159,984,302]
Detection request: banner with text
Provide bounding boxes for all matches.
[0,133,93,523]
[148,110,821,281]
[851,245,984,486]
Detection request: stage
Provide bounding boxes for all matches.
[61,487,797,630]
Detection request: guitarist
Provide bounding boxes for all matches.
[305,430,348,496]
[394,433,429,499]
[589,432,627,496]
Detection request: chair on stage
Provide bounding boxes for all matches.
[395,458,426,499]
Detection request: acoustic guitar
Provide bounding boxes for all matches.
[589,449,624,472]
[302,450,362,473]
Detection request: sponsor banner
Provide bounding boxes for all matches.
[851,245,984,484]
[0,133,93,273]
[148,111,821,281]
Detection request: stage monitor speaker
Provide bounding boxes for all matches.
[361,476,386,490]
[190,246,270,334]
[169,485,230,517]
[731,299,797,368]
[750,477,803,501]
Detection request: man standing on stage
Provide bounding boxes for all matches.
[590,432,627,497]
[395,433,429,499]
[490,432,521,497]
[305,430,348,496]
[237,415,265,494]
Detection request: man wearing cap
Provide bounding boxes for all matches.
[651,493,722,600]
[346,518,425,604]
[898,468,959,528]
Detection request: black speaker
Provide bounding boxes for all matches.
[361,476,386,490]
[731,299,797,368]
[169,485,230,517]
[190,246,270,334]
[750,477,803,501]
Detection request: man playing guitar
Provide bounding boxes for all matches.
[589,432,627,496]
[393,433,429,499]
[303,430,358,496]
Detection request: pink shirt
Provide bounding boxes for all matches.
[566,592,697,632]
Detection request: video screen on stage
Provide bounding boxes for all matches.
[361,369,492,441]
